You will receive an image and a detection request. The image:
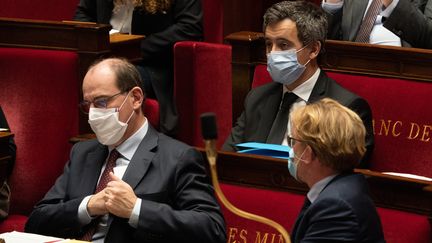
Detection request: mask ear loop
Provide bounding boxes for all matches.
[117,91,135,124]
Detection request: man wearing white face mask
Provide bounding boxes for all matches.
[222,0,374,168]
[25,58,226,243]
[288,98,384,242]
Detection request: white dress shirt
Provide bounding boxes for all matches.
[281,68,321,146]
[307,174,338,203]
[109,1,134,34]
[322,0,402,46]
[77,119,149,242]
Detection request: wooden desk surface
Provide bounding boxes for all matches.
[110,33,145,44]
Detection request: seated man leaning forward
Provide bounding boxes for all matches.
[222,0,374,168]
[25,58,226,243]
[289,98,385,242]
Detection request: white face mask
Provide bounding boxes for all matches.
[88,92,134,146]
[267,45,311,85]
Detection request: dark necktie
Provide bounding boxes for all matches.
[80,149,120,241]
[355,0,383,43]
[291,198,312,241]
[267,92,298,144]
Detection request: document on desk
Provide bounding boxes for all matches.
[0,231,88,243]
[236,142,290,159]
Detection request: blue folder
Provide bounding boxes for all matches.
[235,142,291,160]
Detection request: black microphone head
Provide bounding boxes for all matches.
[200,112,218,140]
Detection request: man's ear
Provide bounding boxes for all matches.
[131,87,144,109]
[309,41,321,60]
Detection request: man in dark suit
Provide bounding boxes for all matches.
[323,0,432,48]
[288,98,385,242]
[222,1,374,168]
[74,0,203,136]
[0,106,16,220]
[25,58,226,243]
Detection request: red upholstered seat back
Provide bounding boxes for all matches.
[327,72,432,177]
[143,98,159,129]
[174,41,232,148]
[202,0,223,43]
[0,0,78,20]
[0,48,79,216]
[220,183,305,242]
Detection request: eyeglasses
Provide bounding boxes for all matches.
[79,92,125,114]
[287,136,305,148]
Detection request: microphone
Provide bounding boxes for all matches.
[200,113,218,167]
[200,113,291,243]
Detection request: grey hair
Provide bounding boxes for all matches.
[263,1,328,46]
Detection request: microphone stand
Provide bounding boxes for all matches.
[204,139,291,243]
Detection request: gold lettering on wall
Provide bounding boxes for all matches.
[228,227,247,243]
[408,123,420,140]
[240,229,248,243]
[421,125,432,142]
[227,227,285,243]
[392,121,402,137]
[378,119,391,136]
[228,227,239,243]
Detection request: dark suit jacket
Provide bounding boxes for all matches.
[384,0,432,48]
[0,106,15,176]
[327,0,432,48]
[25,125,226,243]
[222,71,374,168]
[291,173,385,243]
[74,0,203,136]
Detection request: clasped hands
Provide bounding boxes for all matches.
[87,172,137,219]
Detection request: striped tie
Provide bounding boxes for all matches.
[355,0,383,43]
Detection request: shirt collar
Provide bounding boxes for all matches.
[283,68,321,102]
[109,118,149,161]
[307,173,338,203]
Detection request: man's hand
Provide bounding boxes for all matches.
[104,172,137,218]
[87,190,109,216]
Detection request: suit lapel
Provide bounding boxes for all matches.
[255,84,282,141]
[309,71,329,103]
[122,125,158,189]
[344,0,369,41]
[81,144,108,195]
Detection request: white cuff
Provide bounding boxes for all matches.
[128,198,142,228]
[78,196,96,225]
